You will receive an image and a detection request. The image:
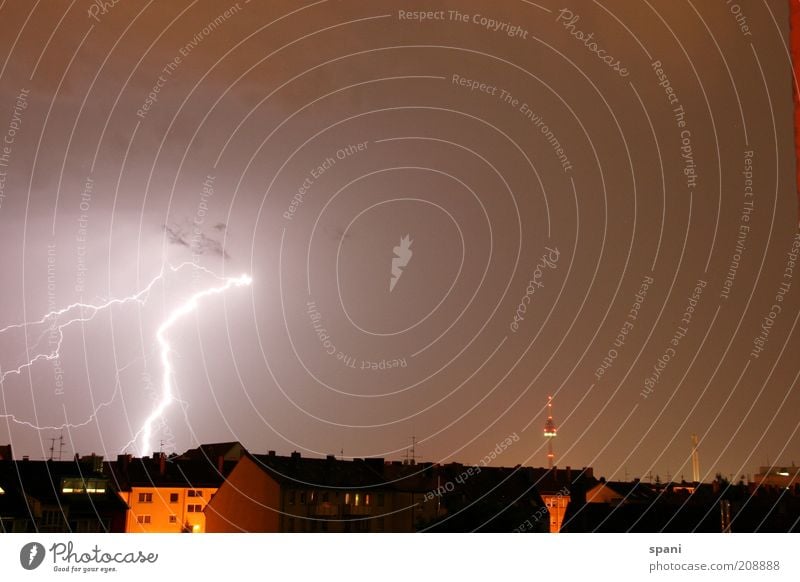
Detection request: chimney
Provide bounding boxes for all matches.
[268,450,276,457]
[290,451,301,460]
[153,452,166,476]
[116,454,131,477]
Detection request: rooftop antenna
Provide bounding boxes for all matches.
[543,396,557,469]
[48,433,65,461]
[403,436,417,465]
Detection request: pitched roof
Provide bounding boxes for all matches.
[248,454,392,489]
[177,442,245,462]
[104,455,235,491]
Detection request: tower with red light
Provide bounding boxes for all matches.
[543,396,557,468]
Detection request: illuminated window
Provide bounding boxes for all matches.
[169,493,179,503]
[169,515,177,523]
[137,492,153,503]
[344,493,350,505]
[61,478,106,494]
[0,486,4,495]
[365,494,371,506]
[354,493,360,507]
[136,515,151,524]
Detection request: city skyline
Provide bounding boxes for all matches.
[0,1,799,502]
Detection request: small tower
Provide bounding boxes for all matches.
[544,396,557,468]
[691,434,701,483]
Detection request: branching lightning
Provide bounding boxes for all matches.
[0,262,251,455]
[125,272,251,455]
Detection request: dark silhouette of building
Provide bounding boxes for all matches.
[419,464,550,532]
[206,452,436,532]
[207,452,557,533]
[561,476,800,532]
[0,454,126,533]
[104,449,237,533]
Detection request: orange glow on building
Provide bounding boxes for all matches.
[118,486,216,533]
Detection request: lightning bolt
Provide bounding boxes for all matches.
[0,263,251,454]
[123,272,251,456]
[28,545,37,565]
[0,261,207,383]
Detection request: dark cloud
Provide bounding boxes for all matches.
[163,221,229,259]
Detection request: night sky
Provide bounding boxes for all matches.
[0,0,797,484]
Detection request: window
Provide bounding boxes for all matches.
[61,478,107,494]
[187,504,202,513]
[188,490,203,498]
[288,490,295,504]
[354,493,360,507]
[137,492,153,503]
[169,515,177,524]
[344,493,350,505]
[377,493,385,507]
[365,494,371,506]
[0,486,4,495]
[169,493,179,503]
[321,491,329,503]
[299,491,306,504]
[42,510,62,527]
[136,515,151,524]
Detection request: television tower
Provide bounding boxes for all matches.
[544,396,557,468]
[691,434,701,483]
